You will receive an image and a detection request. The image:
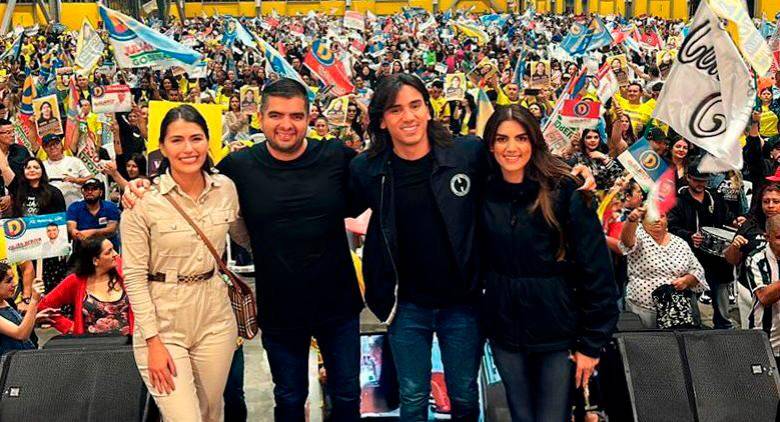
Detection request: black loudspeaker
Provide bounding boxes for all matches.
[601,330,780,422]
[0,346,157,422]
[43,333,132,349]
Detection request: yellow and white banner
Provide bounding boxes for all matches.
[706,0,772,76]
[75,19,104,75]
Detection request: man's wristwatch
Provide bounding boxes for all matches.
[21,297,31,304]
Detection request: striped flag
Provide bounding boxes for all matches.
[450,21,490,46]
[470,88,494,138]
[513,51,525,88]
[63,78,81,153]
[20,71,35,116]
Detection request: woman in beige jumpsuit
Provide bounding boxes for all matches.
[121,105,249,421]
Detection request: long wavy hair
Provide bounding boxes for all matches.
[482,105,579,260]
[366,73,453,157]
[75,236,122,292]
[12,157,56,217]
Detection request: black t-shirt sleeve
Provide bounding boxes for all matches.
[46,187,66,214]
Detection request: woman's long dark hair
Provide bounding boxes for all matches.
[12,157,55,217]
[75,236,121,292]
[366,73,453,157]
[154,104,214,177]
[127,153,148,179]
[482,105,579,260]
[578,128,608,156]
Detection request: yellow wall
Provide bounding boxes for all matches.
[757,0,780,20]
[24,0,766,30]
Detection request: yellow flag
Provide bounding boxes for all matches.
[706,0,771,75]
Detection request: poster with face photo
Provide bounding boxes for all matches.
[33,95,64,138]
[607,54,629,86]
[444,73,466,102]
[529,61,551,89]
[240,86,259,116]
[656,50,677,79]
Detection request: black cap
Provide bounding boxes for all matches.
[82,178,104,190]
[41,134,62,145]
[646,127,668,144]
[686,162,710,181]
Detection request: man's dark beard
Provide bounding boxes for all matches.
[85,197,100,205]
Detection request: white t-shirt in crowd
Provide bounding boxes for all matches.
[44,156,92,207]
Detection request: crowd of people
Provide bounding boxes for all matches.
[0,4,776,422]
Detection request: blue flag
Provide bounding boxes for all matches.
[561,17,613,57]
[513,51,525,88]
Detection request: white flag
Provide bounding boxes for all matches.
[652,2,754,173]
[75,19,104,74]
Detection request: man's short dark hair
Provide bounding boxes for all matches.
[430,80,444,89]
[260,78,309,114]
[47,223,58,229]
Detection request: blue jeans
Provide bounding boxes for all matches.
[490,343,574,422]
[387,301,483,422]
[224,345,247,421]
[711,282,734,330]
[261,316,361,422]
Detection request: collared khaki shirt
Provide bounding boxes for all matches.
[120,171,249,340]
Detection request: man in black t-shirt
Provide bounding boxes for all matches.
[126,79,363,422]
[217,79,363,422]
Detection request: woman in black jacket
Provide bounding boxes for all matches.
[479,106,619,422]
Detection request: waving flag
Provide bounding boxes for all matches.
[653,1,753,172]
[707,0,772,76]
[253,34,314,101]
[304,40,354,97]
[594,63,620,103]
[561,17,613,57]
[450,21,489,46]
[343,11,365,31]
[470,88,494,138]
[99,4,202,69]
[75,19,104,75]
[16,70,37,149]
[221,18,237,46]
[560,99,600,129]
[20,71,36,116]
[63,78,81,153]
[513,51,525,88]
[0,33,23,62]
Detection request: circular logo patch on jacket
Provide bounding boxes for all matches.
[450,174,471,197]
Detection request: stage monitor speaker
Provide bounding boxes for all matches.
[0,346,157,422]
[43,333,132,349]
[601,330,780,422]
[682,330,779,422]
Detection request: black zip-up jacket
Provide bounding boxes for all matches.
[479,176,619,357]
[668,186,735,285]
[349,138,488,323]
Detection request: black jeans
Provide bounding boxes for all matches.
[261,316,361,422]
[224,345,247,422]
[491,343,574,422]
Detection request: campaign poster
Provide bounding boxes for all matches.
[0,213,70,263]
[656,49,677,79]
[608,54,629,86]
[91,84,133,114]
[445,73,466,102]
[240,86,259,116]
[469,57,498,86]
[33,95,64,138]
[147,101,225,175]
[529,60,551,89]
[324,96,350,127]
